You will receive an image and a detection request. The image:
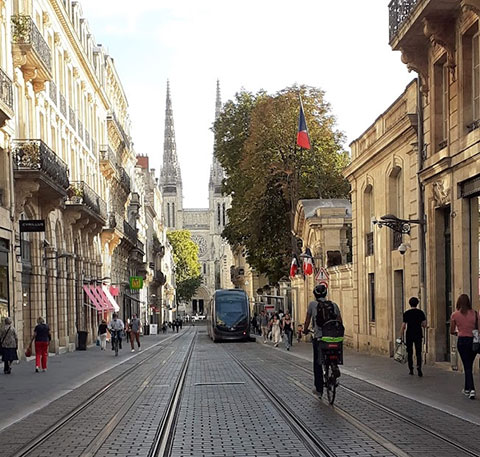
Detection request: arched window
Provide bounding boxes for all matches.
[389,166,403,249]
[222,203,226,226]
[217,203,221,226]
[364,184,374,256]
[167,203,171,227]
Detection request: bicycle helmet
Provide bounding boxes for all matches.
[313,284,328,299]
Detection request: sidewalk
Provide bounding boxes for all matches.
[0,330,183,432]
[254,334,480,425]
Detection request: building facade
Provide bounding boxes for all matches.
[160,81,234,315]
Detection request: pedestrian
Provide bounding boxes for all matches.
[29,317,51,372]
[125,318,131,344]
[162,322,167,334]
[400,297,427,377]
[179,318,183,329]
[251,313,258,335]
[270,315,281,347]
[175,319,179,333]
[129,314,141,352]
[450,294,478,399]
[260,310,269,343]
[303,284,342,398]
[0,317,18,374]
[297,324,303,343]
[282,312,293,350]
[98,319,108,350]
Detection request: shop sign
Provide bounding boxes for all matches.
[129,276,143,290]
[19,220,45,232]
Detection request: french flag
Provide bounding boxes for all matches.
[290,255,299,278]
[296,101,311,150]
[303,248,314,276]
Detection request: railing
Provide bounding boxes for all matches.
[67,181,107,220]
[99,144,117,166]
[366,231,374,256]
[389,0,419,42]
[69,106,76,129]
[123,219,137,243]
[12,139,69,190]
[0,68,14,111]
[49,81,57,105]
[91,139,97,154]
[107,111,131,149]
[85,130,90,150]
[118,166,131,194]
[77,119,83,140]
[59,93,67,118]
[11,15,52,72]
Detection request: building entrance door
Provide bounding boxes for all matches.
[443,207,452,362]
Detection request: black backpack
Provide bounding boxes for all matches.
[316,300,344,338]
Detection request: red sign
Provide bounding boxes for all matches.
[109,286,119,297]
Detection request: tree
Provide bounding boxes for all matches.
[167,230,202,303]
[214,85,350,283]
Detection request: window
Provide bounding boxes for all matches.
[368,273,375,322]
[434,57,448,150]
[389,166,403,250]
[217,203,221,226]
[172,202,175,227]
[222,203,226,226]
[167,203,171,227]
[364,184,374,256]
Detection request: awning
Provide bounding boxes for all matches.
[89,285,109,311]
[82,285,103,312]
[102,285,120,312]
[96,286,114,311]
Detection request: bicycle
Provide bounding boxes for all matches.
[110,329,122,356]
[319,338,342,405]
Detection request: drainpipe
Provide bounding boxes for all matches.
[417,78,428,358]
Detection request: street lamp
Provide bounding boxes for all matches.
[372,214,425,235]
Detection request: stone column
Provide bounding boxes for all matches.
[75,256,85,332]
[56,255,68,348]
[45,246,59,353]
[66,255,76,347]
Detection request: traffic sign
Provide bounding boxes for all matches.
[315,267,329,283]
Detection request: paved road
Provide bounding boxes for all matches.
[1,327,479,457]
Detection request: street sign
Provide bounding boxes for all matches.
[264,304,275,312]
[129,276,143,290]
[19,220,45,232]
[315,266,329,283]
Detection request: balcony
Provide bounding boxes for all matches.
[69,106,76,130]
[59,93,67,118]
[66,181,107,223]
[118,166,131,194]
[0,68,14,127]
[49,81,57,105]
[107,112,131,150]
[99,145,117,179]
[77,119,83,140]
[12,139,69,200]
[11,15,52,92]
[123,219,137,243]
[389,0,420,43]
[85,130,91,150]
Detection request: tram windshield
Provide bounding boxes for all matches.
[215,291,247,327]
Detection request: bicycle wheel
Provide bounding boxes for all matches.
[325,363,336,405]
[114,337,119,356]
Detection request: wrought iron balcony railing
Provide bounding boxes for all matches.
[66,181,107,220]
[118,166,131,194]
[12,139,69,190]
[69,106,76,129]
[59,93,67,118]
[107,111,131,149]
[85,130,90,150]
[49,81,57,105]
[123,219,137,243]
[99,145,117,166]
[389,0,420,42]
[11,15,52,75]
[77,119,83,140]
[0,67,14,113]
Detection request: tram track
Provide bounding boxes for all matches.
[263,346,480,457]
[10,329,194,457]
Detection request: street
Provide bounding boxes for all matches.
[1,326,479,457]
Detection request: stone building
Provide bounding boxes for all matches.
[159,81,234,315]
[0,0,165,356]
[343,80,420,355]
[389,0,480,364]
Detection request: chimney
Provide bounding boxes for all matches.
[136,155,149,169]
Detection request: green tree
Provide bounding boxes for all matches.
[167,230,202,303]
[214,85,350,283]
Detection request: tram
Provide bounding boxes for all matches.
[206,289,250,342]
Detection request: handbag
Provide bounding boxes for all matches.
[25,346,32,357]
[473,311,480,354]
[96,337,100,347]
[0,327,11,353]
[394,338,407,364]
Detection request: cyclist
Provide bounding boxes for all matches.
[303,284,342,398]
[108,313,125,352]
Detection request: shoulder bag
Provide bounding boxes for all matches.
[473,311,480,354]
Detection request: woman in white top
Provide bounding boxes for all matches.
[270,315,281,347]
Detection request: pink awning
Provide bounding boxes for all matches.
[103,285,120,312]
[96,286,114,311]
[82,285,103,312]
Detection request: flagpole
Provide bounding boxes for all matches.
[290,91,302,255]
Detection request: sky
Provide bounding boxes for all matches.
[80,0,413,208]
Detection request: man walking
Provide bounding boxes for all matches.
[401,297,427,377]
[129,314,141,352]
[260,310,269,343]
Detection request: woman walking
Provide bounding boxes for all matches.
[29,317,51,372]
[0,317,18,374]
[282,313,293,351]
[270,315,282,347]
[450,294,478,399]
[98,319,108,350]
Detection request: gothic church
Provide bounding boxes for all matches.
[160,81,234,316]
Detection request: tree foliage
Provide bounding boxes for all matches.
[214,85,350,283]
[167,230,202,303]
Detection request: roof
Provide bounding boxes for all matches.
[299,199,352,219]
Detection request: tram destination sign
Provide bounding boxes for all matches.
[19,220,45,232]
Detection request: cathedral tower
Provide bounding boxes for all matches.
[160,80,183,229]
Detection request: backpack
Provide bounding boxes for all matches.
[316,300,344,339]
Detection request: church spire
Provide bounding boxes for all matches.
[210,80,225,190]
[215,79,221,120]
[160,80,182,188]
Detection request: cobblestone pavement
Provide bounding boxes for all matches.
[232,339,480,457]
[2,327,480,457]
